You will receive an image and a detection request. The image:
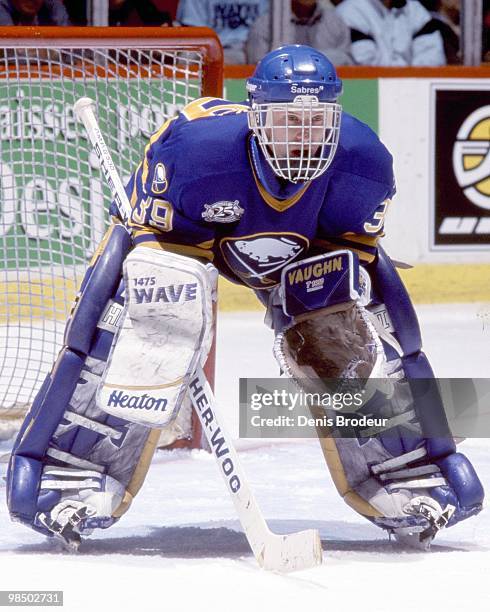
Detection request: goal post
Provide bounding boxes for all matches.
[0,26,223,445]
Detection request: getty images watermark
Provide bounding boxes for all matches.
[239,378,490,439]
[247,387,387,430]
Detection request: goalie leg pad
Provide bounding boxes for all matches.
[65,223,131,354]
[8,354,160,542]
[8,348,86,528]
[7,228,160,543]
[369,245,421,357]
[97,246,217,428]
[434,452,484,519]
[345,252,484,542]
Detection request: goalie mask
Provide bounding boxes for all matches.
[247,45,343,183]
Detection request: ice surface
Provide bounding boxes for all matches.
[1,304,489,611]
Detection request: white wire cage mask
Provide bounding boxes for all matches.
[248,96,342,183]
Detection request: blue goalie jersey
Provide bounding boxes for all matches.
[119,97,395,292]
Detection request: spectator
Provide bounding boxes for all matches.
[65,0,87,26]
[419,0,460,63]
[177,0,269,64]
[109,0,172,26]
[0,0,70,25]
[485,2,490,62]
[336,0,446,65]
[247,0,352,65]
[153,0,178,20]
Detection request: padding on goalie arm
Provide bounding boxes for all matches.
[270,248,484,548]
[7,227,217,548]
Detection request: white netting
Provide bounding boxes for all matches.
[0,41,211,418]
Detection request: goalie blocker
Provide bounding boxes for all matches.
[7,226,216,546]
[270,248,483,547]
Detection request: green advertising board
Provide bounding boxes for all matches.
[0,80,178,270]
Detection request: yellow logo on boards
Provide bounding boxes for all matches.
[453,105,490,210]
[287,257,343,285]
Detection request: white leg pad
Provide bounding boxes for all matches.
[97,247,217,427]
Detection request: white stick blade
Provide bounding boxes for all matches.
[261,529,322,572]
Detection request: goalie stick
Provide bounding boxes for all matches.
[74,97,323,573]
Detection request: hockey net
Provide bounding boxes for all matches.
[0,27,222,443]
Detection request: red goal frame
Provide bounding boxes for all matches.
[0,26,223,449]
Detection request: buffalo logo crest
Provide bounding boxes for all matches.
[221,233,308,288]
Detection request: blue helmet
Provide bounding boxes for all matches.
[247,45,343,183]
[246,44,343,105]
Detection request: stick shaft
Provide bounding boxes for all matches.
[188,365,277,562]
[74,97,132,225]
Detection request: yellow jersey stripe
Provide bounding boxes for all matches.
[313,238,376,263]
[141,116,178,192]
[133,232,215,262]
[340,232,383,247]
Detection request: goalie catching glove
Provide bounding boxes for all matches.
[271,250,483,548]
